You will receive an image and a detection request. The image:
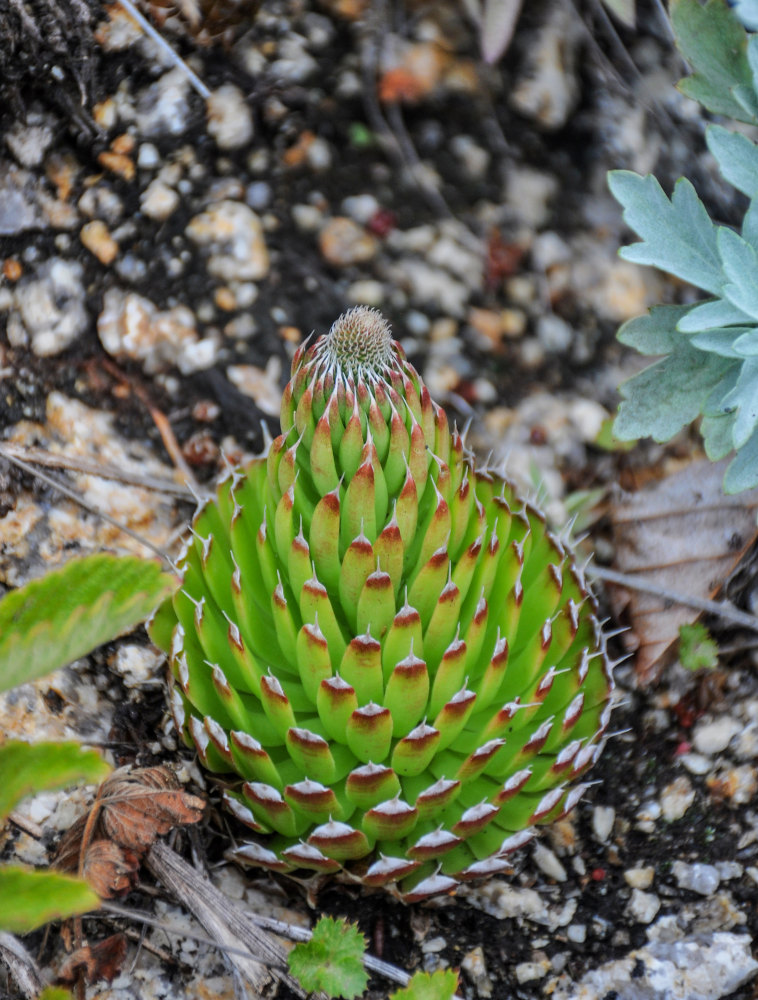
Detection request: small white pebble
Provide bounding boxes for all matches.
[206,84,254,150]
[626,889,661,924]
[137,143,160,169]
[716,861,743,880]
[421,936,447,954]
[341,194,380,224]
[680,752,713,776]
[624,866,655,890]
[672,860,721,896]
[660,775,695,822]
[532,842,567,882]
[514,958,550,984]
[566,924,586,944]
[693,716,742,755]
[592,804,615,842]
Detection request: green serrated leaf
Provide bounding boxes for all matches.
[734,328,758,355]
[616,304,693,355]
[0,867,99,933]
[724,424,758,491]
[701,411,737,460]
[0,553,177,694]
[609,172,723,294]
[614,343,733,442]
[721,356,758,447]
[718,226,758,320]
[672,0,756,123]
[678,300,752,333]
[390,969,460,1000]
[0,741,110,823]
[288,917,368,999]
[689,328,753,357]
[678,623,719,671]
[706,124,758,199]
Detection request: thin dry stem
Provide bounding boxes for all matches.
[590,564,758,633]
[115,0,211,98]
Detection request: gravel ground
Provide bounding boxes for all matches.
[2,1,758,998]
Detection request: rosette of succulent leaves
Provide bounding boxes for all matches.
[150,307,613,902]
[609,0,758,493]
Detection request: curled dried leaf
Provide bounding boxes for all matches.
[81,841,140,899]
[54,765,205,899]
[99,766,205,853]
[57,933,128,985]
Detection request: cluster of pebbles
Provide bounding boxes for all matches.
[1,0,758,997]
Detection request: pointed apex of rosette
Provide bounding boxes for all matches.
[318,307,395,380]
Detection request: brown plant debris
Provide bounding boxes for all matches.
[608,458,758,684]
[137,0,262,46]
[55,765,205,898]
[57,933,128,985]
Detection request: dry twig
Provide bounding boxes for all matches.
[145,842,319,998]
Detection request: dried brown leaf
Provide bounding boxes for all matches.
[57,932,127,984]
[608,458,758,684]
[81,840,140,899]
[99,766,205,853]
[137,0,261,45]
[54,766,205,898]
[54,814,90,874]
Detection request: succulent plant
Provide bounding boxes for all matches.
[150,307,613,901]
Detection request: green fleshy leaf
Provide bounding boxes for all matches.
[678,623,719,672]
[614,344,733,442]
[609,172,723,294]
[672,0,756,123]
[0,553,177,693]
[0,867,99,933]
[616,304,693,354]
[706,124,758,198]
[288,917,368,999]
[0,741,110,823]
[724,424,758,491]
[390,970,460,1000]
[39,989,76,1000]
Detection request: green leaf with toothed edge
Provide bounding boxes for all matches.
[614,342,733,442]
[671,0,757,123]
[608,171,723,294]
[0,553,177,693]
[390,970,460,1000]
[0,868,99,934]
[679,623,719,672]
[0,741,110,823]
[288,917,368,999]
